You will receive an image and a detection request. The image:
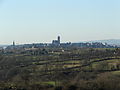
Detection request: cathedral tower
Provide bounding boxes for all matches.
[58,36,60,44]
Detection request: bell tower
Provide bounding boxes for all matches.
[58,36,60,44]
[13,41,15,46]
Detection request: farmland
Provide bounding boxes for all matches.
[0,47,120,90]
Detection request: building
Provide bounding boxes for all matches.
[13,41,15,46]
[52,36,61,46]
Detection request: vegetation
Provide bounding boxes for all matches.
[0,47,120,90]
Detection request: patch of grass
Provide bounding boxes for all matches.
[64,60,80,64]
[41,81,56,86]
[111,71,120,76]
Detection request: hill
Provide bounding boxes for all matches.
[86,39,120,45]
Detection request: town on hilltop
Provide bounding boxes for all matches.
[2,36,117,50]
[0,36,117,55]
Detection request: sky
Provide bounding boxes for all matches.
[0,0,120,44]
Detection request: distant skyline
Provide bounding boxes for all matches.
[0,0,120,44]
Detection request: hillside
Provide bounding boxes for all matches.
[0,48,120,90]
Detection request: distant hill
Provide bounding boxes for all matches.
[87,39,120,45]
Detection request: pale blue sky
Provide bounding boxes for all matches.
[0,0,120,44]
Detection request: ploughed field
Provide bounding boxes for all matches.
[0,48,120,90]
